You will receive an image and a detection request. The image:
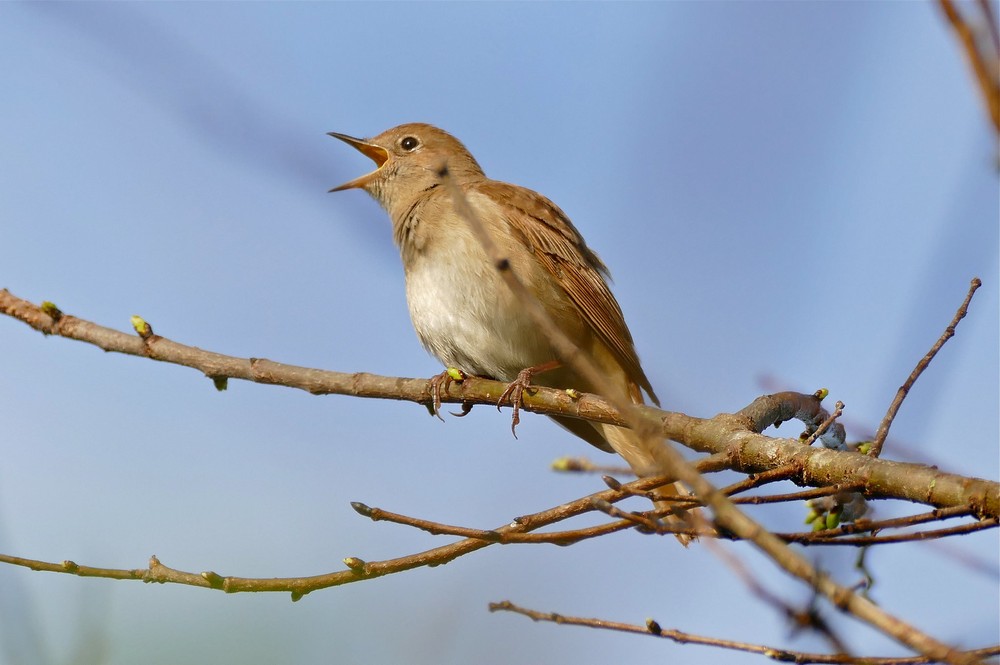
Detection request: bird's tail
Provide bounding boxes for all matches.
[594,422,699,545]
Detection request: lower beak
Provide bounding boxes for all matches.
[328,132,390,192]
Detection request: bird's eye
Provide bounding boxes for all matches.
[400,136,419,151]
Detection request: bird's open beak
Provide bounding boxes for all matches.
[328,132,390,192]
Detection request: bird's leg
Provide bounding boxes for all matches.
[498,360,562,438]
[429,368,467,421]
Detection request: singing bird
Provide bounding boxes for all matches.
[329,123,683,516]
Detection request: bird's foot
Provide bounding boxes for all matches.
[429,368,467,421]
[497,360,561,439]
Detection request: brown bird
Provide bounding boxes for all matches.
[329,123,686,523]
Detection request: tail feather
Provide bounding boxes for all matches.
[595,422,698,544]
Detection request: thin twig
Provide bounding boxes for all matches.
[779,518,998,547]
[871,278,982,457]
[735,486,860,505]
[811,506,974,534]
[352,456,731,545]
[488,601,1000,664]
[390,504,993,549]
[926,539,1000,580]
[803,401,845,447]
[719,463,800,496]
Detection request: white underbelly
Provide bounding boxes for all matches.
[404,252,551,380]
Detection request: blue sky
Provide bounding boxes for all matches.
[1,3,997,664]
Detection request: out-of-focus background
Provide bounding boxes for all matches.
[1,3,997,664]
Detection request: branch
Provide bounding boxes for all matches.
[0,471,714,595]
[781,518,997,547]
[2,291,994,518]
[2,288,996,664]
[870,278,982,457]
[354,489,994,549]
[939,1,1000,134]
[489,601,1000,665]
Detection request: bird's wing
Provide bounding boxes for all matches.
[476,180,659,406]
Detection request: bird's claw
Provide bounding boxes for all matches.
[498,367,538,439]
[450,401,474,418]
[429,369,466,421]
[497,361,561,439]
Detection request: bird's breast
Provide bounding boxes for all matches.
[402,230,554,381]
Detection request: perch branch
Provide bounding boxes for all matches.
[1,289,996,520]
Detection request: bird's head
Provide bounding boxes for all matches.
[329,123,484,212]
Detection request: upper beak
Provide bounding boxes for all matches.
[328,132,390,192]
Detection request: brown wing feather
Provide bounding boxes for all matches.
[477,180,659,406]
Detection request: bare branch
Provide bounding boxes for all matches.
[803,400,846,448]
[347,492,996,550]
[939,1,1000,133]
[488,601,1000,665]
[871,278,982,457]
[780,517,998,547]
[1,289,996,520]
[0,471,712,595]
[734,485,862,505]
[719,463,800,496]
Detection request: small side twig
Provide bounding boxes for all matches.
[779,517,998,547]
[719,463,800,496]
[734,485,863,506]
[803,401,845,447]
[870,278,981,457]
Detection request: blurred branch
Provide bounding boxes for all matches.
[489,601,1000,665]
[939,0,1000,134]
[704,536,853,656]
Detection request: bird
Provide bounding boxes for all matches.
[329,123,689,531]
